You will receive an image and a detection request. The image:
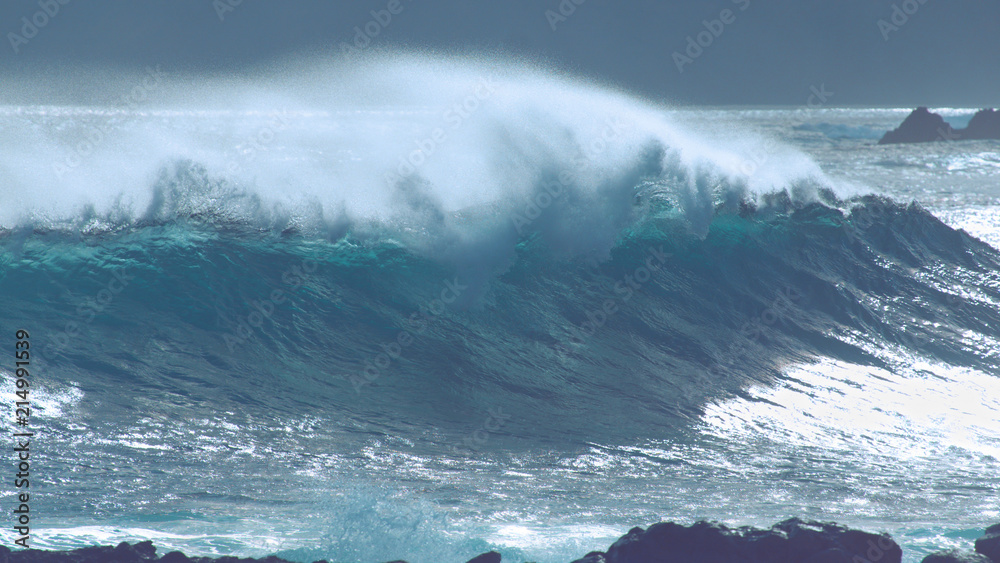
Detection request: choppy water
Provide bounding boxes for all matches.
[1,56,998,562]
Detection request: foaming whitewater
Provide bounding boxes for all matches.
[1,54,831,263]
[1,54,999,563]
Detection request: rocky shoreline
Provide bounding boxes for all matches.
[1,519,998,563]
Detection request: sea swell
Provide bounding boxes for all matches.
[3,180,998,448]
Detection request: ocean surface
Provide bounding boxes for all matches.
[1,57,998,563]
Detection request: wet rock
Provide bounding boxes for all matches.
[0,542,329,563]
[976,524,1000,563]
[593,518,901,563]
[922,549,994,563]
[464,552,501,563]
[570,551,608,563]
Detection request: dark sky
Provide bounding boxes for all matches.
[2,0,998,107]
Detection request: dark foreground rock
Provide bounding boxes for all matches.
[0,541,501,563]
[976,523,1000,563]
[879,107,1000,144]
[571,518,902,563]
[0,540,326,563]
[921,549,993,563]
[1,522,998,563]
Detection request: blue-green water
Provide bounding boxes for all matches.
[1,64,998,562]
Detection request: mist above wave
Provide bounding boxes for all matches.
[1,52,844,270]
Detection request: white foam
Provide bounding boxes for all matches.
[0,52,840,267]
[701,357,1000,461]
[0,371,83,425]
[0,524,311,558]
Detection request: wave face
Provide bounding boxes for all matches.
[6,190,1000,436]
[2,56,1000,562]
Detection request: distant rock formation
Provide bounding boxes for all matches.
[879,107,956,144]
[963,109,1000,140]
[879,107,1000,144]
